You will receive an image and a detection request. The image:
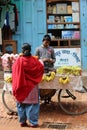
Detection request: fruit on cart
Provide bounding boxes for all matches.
[42,71,56,82]
[59,76,70,84]
[56,66,82,76]
[4,76,12,83]
[72,66,82,76]
[50,71,55,78]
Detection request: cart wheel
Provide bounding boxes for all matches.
[2,90,17,114]
[58,89,87,115]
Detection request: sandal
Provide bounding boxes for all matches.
[29,124,39,128]
[20,122,28,127]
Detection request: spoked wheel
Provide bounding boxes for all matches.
[2,90,17,114]
[58,89,87,115]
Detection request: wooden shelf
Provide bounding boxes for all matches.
[46,0,80,48]
[48,28,80,30]
[51,38,80,41]
[47,13,72,16]
[47,0,79,3]
[50,39,80,48]
[47,22,80,25]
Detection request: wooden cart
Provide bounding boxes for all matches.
[39,75,87,115]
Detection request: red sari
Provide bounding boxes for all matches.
[12,56,44,102]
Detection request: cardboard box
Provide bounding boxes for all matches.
[48,16,55,22]
[56,4,67,14]
[48,24,55,29]
[72,2,79,12]
[52,5,57,14]
[64,16,72,22]
[62,31,80,39]
[62,31,74,39]
[67,5,72,14]
[72,13,79,22]
[72,31,80,39]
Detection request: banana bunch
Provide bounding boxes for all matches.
[56,66,82,76]
[72,67,82,76]
[42,71,56,82]
[59,76,70,84]
[4,76,12,83]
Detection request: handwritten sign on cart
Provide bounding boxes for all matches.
[54,48,81,67]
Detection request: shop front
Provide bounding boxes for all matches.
[0,0,87,70]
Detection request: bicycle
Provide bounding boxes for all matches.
[2,73,17,114]
[1,53,19,114]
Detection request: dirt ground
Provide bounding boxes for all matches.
[0,89,87,130]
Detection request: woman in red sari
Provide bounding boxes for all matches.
[12,43,44,127]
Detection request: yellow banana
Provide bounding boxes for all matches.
[4,76,12,83]
[59,77,63,83]
[62,78,68,84]
[59,76,70,84]
[51,71,55,76]
[41,71,56,82]
[46,76,51,81]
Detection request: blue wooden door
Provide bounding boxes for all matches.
[22,0,46,54]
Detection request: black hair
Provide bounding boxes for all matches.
[43,34,51,42]
[22,43,31,56]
